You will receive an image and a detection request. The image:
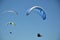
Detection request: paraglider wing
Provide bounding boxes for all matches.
[8,10,18,15]
[26,6,46,20]
[3,10,18,15]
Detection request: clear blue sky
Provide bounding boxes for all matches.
[0,0,60,40]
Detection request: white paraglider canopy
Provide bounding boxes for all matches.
[2,10,18,15]
[6,21,16,26]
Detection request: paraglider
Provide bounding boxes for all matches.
[9,31,14,40]
[6,22,16,26]
[10,32,12,34]
[37,33,42,37]
[26,6,46,20]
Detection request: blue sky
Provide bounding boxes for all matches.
[0,0,60,40]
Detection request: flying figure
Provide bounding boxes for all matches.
[6,22,16,26]
[26,6,46,20]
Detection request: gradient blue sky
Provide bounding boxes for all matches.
[0,0,60,40]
